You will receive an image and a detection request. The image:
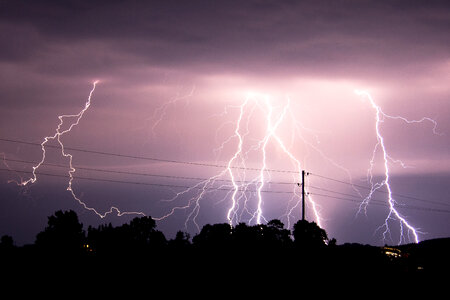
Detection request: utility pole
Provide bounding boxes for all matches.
[301,170,306,221]
[297,170,307,221]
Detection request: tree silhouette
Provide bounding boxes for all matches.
[169,231,191,249]
[127,216,166,248]
[0,235,15,254]
[1,235,14,247]
[192,223,232,248]
[293,220,328,249]
[86,215,166,255]
[35,210,85,254]
[232,222,262,248]
[5,208,449,276]
[264,219,292,248]
[87,223,115,254]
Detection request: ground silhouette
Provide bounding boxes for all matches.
[1,209,448,283]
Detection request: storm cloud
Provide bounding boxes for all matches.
[0,0,449,245]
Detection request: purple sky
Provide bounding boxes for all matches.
[0,0,449,245]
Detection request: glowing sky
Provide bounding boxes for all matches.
[0,0,449,245]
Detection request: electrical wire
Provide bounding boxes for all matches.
[0,167,294,194]
[1,136,448,212]
[0,157,295,185]
[310,192,450,214]
[0,137,299,173]
[309,172,450,207]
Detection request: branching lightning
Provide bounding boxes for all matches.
[155,92,322,231]
[355,90,440,244]
[148,85,196,136]
[15,81,145,218]
[6,82,441,245]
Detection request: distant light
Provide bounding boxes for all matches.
[382,247,401,258]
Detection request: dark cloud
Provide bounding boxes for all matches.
[0,0,448,77]
[0,0,448,245]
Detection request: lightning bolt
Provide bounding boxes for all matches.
[16,81,145,218]
[226,96,249,225]
[14,81,435,246]
[6,81,441,244]
[157,92,322,231]
[355,90,440,244]
[148,85,196,136]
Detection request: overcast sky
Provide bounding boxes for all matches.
[0,0,449,245]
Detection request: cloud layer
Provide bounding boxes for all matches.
[0,0,448,245]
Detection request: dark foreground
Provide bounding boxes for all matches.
[1,239,449,295]
[1,210,448,291]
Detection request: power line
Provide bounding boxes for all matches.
[1,165,449,214]
[307,183,450,212]
[309,172,450,208]
[0,167,294,194]
[307,184,386,204]
[0,168,450,213]
[0,157,295,185]
[310,192,386,206]
[1,136,447,208]
[2,166,448,214]
[0,137,300,174]
[310,192,450,214]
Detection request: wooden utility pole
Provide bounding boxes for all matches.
[301,170,305,221]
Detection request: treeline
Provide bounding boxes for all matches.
[1,210,332,255]
[2,209,445,277]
